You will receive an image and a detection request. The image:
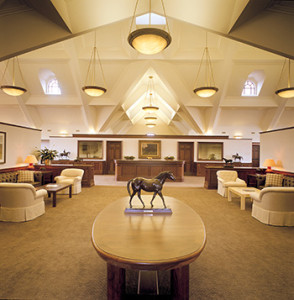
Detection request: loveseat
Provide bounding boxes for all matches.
[0,183,48,222]
[256,173,294,189]
[250,187,294,226]
[0,170,42,186]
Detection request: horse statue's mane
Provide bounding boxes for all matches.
[127,171,176,208]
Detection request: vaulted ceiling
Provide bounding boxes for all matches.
[0,0,294,141]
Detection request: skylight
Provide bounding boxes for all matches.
[136,13,166,25]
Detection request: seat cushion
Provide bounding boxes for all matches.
[17,170,34,183]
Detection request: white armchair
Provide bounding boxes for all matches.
[216,170,247,197]
[0,183,47,222]
[250,187,294,226]
[54,168,84,194]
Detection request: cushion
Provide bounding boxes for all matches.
[0,172,18,183]
[18,170,34,183]
[265,173,283,187]
[283,176,294,187]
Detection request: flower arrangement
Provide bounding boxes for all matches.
[164,156,175,160]
[124,156,135,160]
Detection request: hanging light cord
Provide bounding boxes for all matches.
[193,32,215,88]
[129,0,139,35]
[84,31,107,89]
[1,57,26,88]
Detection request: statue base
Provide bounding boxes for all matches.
[124,207,172,215]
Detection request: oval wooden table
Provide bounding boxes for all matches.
[92,196,206,300]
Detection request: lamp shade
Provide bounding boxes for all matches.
[263,159,275,172]
[82,86,106,97]
[25,155,38,169]
[142,105,159,112]
[128,28,171,55]
[1,85,27,96]
[146,123,156,128]
[275,87,294,98]
[193,87,218,98]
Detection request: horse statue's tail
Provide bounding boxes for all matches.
[127,179,133,196]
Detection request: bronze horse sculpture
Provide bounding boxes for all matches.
[127,171,176,208]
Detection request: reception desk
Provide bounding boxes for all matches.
[115,159,185,182]
[204,166,258,189]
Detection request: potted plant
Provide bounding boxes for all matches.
[36,147,58,165]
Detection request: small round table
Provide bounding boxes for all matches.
[92,196,206,300]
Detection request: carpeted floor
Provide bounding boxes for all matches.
[0,185,293,300]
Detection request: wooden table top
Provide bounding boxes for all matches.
[92,196,206,270]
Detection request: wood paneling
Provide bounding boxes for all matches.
[115,160,185,182]
[52,160,105,175]
[106,141,122,174]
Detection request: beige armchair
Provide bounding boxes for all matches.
[54,168,84,194]
[250,187,294,226]
[216,170,247,197]
[0,183,47,222]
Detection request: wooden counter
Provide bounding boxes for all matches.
[115,159,185,182]
[204,166,258,189]
[35,164,94,187]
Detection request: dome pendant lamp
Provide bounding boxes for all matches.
[82,31,107,97]
[275,58,294,98]
[193,33,218,98]
[128,0,172,55]
[1,57,27,96]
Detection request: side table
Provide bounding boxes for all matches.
[36,170,54,185]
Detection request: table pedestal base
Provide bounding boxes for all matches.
[107,263,189,300]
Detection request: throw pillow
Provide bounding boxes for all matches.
[18,170,34,183]
[265,173,283,187]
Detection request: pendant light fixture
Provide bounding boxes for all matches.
[146,122,156,128]
[142,76,159,112]
[1,57,27,96]
[82,31,107,97]
[193,33,218,98]
[128,0,171,55]
[275,58,294,98]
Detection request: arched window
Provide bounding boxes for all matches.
[242,80,256,96]
[47,78,61,95]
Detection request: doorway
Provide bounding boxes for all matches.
[106,141,122,174]
[178,142,194,175]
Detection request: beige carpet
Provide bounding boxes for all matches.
[0,185,293,300]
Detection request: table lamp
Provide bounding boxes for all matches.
[263,159,275,173]
[25,155,38,169]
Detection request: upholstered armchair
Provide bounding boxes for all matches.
[216,170,247,197]
[0,183,47,222]
[54,168,84,194]
[250,187,294,226]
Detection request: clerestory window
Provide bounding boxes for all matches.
[46,78,61,95]
[242,80,257,97]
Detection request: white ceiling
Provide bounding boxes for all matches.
[0,0,294,141]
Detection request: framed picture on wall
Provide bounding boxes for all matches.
[139,140,161,159]
[78,141,103,159]
[0,131,6,164]
[197,142,223,161]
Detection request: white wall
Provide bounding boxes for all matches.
[0,123,41,169]
[48,136,252,163]
[260,127,294,172]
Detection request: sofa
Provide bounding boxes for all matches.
[250,187,294,226]
[0,170,42,186]
[0,183,48,222]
